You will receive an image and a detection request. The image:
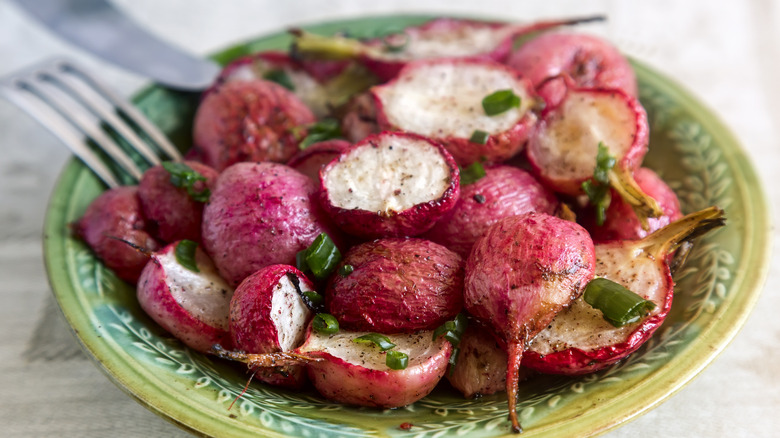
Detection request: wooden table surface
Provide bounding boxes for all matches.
[1,1,778,436]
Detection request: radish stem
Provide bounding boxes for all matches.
[608,166,664,229]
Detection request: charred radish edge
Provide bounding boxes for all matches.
[286,272,325,313]
[162,161,211,203]
[608,166,664,229]
[295,232,341,281]
[210,344,323,368]
[433,313,469,373]
[174,240,200,273]
[312,313,339,334]
[584,278,656,327]
[104,235,154,258]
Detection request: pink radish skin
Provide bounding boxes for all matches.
[319,131,460,239]
[424,165,559,258]
[372,59,538,166]
[299,327,452,408]
[584,167,683,242]
[326,238,464,333]
[524,207,725,375]
[339,92,379,143]
[138,161,218,244]
[286,139,351,182]
[465,213,595,432]
[202,162,341,286]
[230,264,314,388]
[75,186,160,284]
[193,80,316,171]
[137,241,234,353]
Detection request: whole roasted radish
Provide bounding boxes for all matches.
[524,207,725,375]
[527,85,663,226]
[229,264,315,388]
[202,162,341,286]
[137,240,234,353]
[338,91,380,143]
[326,238,464,333]
[319,131,460,238]
[424,165,559,258]
[464,213,595,433]
[75,186,160,284]
[192,79,316,171]
[138,161,218,243]
[286,139,351,182]
[372,59,538,166]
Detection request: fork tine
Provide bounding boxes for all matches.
[0,79,121,188]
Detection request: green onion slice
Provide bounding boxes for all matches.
[297,233,341,281]
[460,162,486,186]
[263,69,295,91]
[482,89,521,116]
[353,333,396,351]
[583,278,657,327]
[312,313,340,334]
[299,118,342,150]
[338,264,354,277]
[581,142,616,226]
[433,313,468,347]
[174,240,200,273]
[162,161,211,203]
[385,350,409,370]
[469,129,489,145]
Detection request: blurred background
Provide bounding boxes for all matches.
[1,0,777,436]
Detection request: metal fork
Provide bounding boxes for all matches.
[0,58,182,188]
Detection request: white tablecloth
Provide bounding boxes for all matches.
[1,1,778,436]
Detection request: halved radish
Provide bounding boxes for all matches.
[527,85,663,225]
[229,264,315,388]
[446,321,508,398]
[286,139,351,182]
[372,59,538,166]
[523,207,725,375]
[137,240,234,353]
[326,238,463,333]
[319,131,459,238]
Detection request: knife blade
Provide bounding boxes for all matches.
[11,0,221,90]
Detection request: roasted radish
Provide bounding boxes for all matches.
[372,59,538,166]
[138,161,218,243]
[229,264,315,388]
[319,131,459,238]
[464,213,595,432]
[74,186,160,284]
[424,165,559,257]
[524,207,725,375]
[286,139,351,182]
[447,321,509,398]
[326,238,464,333]
[527,85,663,226]
[202,162,341,286]
[137,240,234,353]
[338,92,380,143]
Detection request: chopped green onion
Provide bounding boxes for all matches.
[460,162,486,186]
[299,118,342,150]
[174,240,199,273]
[312,313,340,334]
[469,129,489,145]
[338,264,354,277]
[303,290,324,307]
[285,272,324,312]
[263,69,295,91]
[433,313,468,346]
[162,161,211,203]
[297,233,341,281]
[482,89,521,116]
[581,142,616,226]
[353,333,396,351]
[584,278,657,327]
[382,32,409,53]
[385,350,409,370]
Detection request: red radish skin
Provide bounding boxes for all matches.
[299,328,452,408]
[447,322,509,398]
[193,80,316,171]
[75,186,160,284]
[424,165,559,258]
[286,139,351,182]
[138,161,218,244]
[372,59,538,166]
[137,241,234,353]
[584,167,683,242]
[326,238,464,333]
[464,213,595,432]
[339,92,379,143]
[230,265,315,388]
[319,131,460,239]
[202,162,341,286]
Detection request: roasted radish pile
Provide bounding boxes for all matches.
[74,15,727,434]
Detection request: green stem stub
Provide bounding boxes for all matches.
[175,240,200,273]
[313,313,340,334]
[296,233,341,281]
[353,333,396,351]
[385,350,409,370]
[584,278,657,327]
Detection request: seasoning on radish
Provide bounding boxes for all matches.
[319,131,460,238]
[464,212,596,433]
[524,207,725,375]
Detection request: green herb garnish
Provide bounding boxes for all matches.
[581,142,616,225]
[263,69,295,91]
[162,161,211,203]
[469,129,489,145]
[382,32,410,53]
[433,313,468,374]
[312,313,340,334]
[298,118,342,150]
[296,233,341,281]
[353,333,396,351]
[583,278,657,327]
[174,240,199,273]
[459,162,486,186]
[385,350,409,370]
[482,89,521,116]
[338,264,354,277]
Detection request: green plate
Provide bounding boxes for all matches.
[43,15,771,438]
